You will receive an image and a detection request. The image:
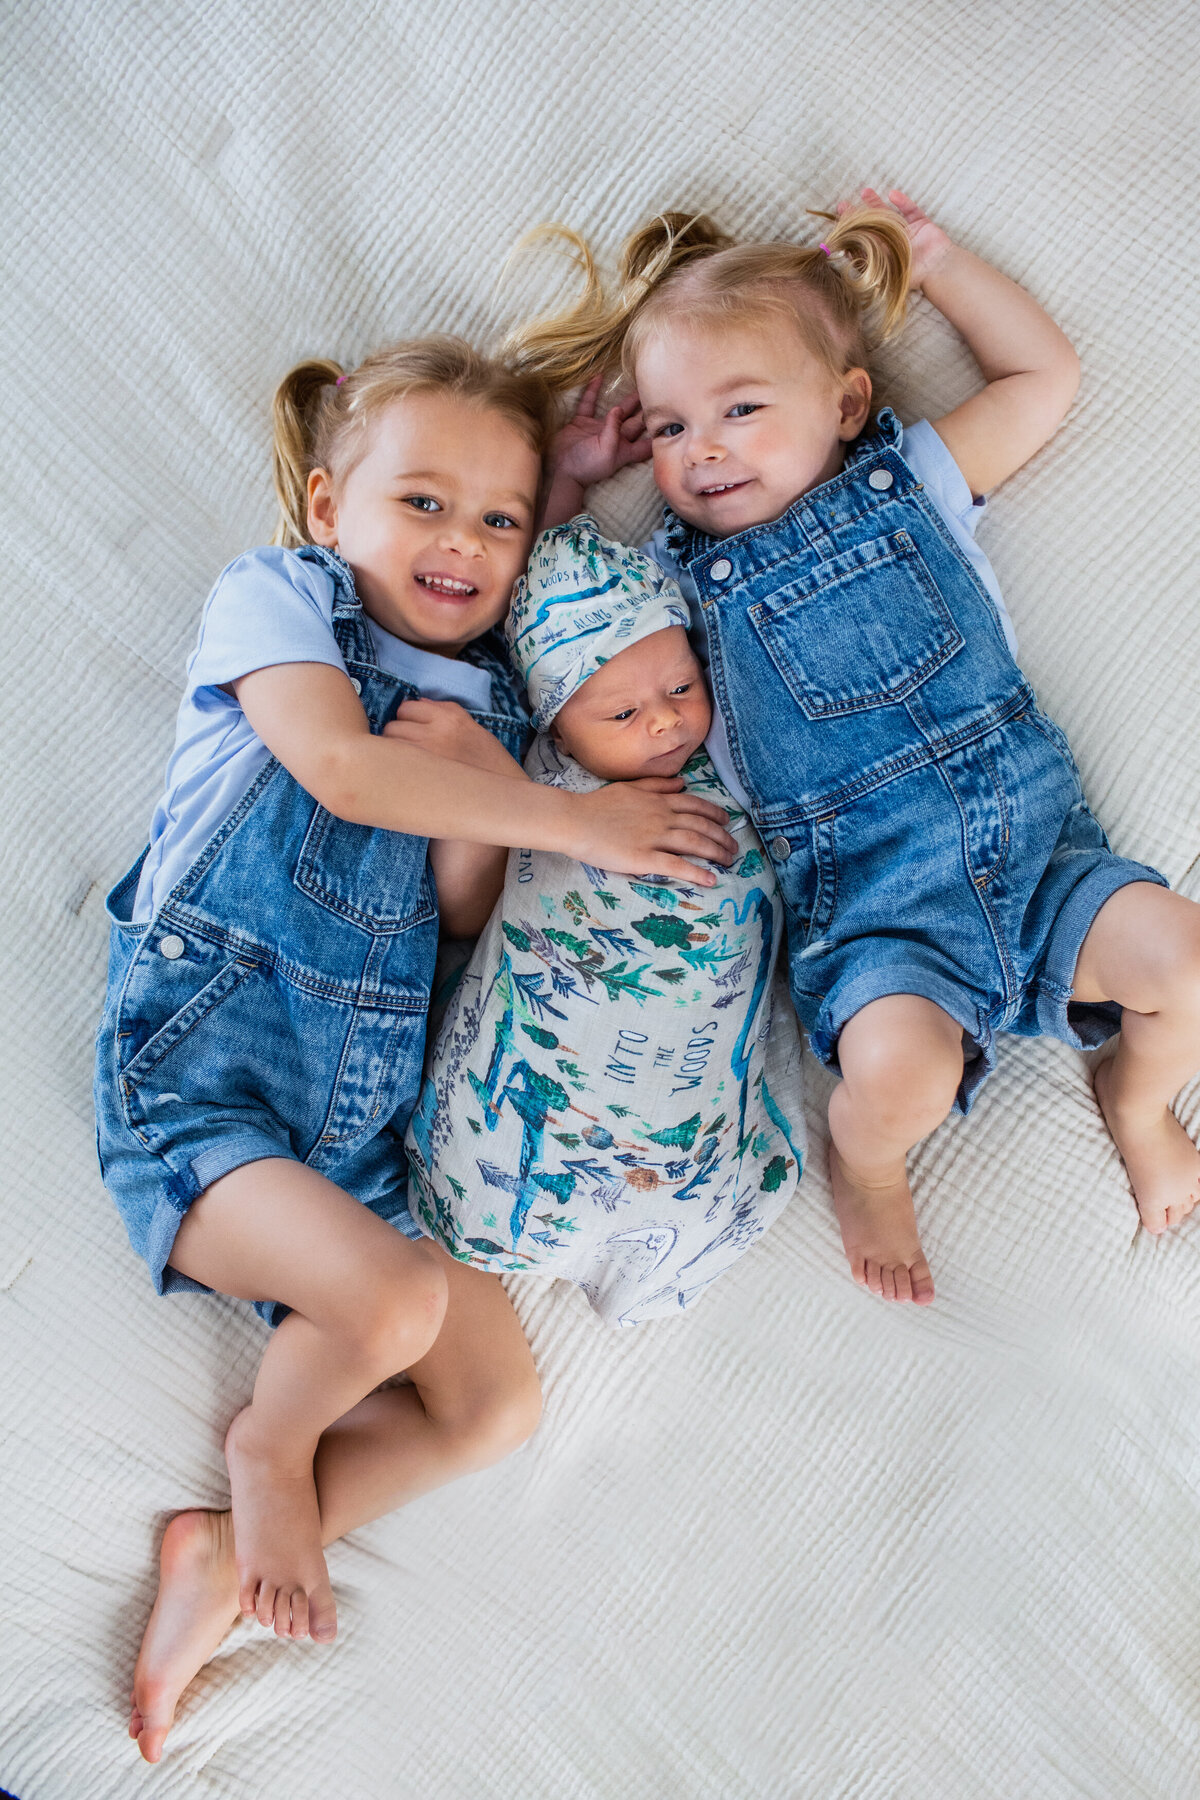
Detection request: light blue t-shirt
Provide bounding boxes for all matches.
[642,418,1018,810]
[133,546,493,921]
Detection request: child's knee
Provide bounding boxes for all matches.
[839,998,963,1123]
[443,1369,544,1466]
[348,1241,448,1371]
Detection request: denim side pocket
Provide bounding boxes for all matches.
[294,809,437,935]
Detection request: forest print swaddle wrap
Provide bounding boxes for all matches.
[404,517,805,1328]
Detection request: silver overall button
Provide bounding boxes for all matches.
[709,557,733,581]
[350,677,362,694]
[770,836,791,861]
[159,934,185,960]
[868,468,893,490]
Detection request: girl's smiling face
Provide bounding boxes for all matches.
[636,315,871,537]
[307,390,541,654]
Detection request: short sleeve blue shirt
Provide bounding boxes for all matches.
[133,547,493,920]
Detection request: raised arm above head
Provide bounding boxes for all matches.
[857,188,1080,495]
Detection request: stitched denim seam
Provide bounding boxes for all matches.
[752,687,1032,828]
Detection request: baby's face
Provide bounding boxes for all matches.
[552,626,711,781]
[307,391,540,656]
[637,317,870,537]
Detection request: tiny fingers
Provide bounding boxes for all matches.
[672,797,736,829]
[666,828,735,865]
[575,372,604,418]
[649,855,719,887]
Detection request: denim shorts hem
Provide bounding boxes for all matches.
[808,960,992,1113]
[1033,859,1170,1049]
[150,1131,297,1300]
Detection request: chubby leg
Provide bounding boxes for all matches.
[167,1160,449,1643]
[128,1247,538,1764]
[1073,883,1200,1234]
[827,994,965,1305]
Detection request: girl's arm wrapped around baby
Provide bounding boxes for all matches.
[232,660,738,887]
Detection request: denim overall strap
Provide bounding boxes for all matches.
[294,542,379,668]
[667,409,1031,827]
[293,546,532,761]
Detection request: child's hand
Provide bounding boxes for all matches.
[840,187,953,292]
[568,776,737,888]
[384,701,527,780]
[552,374,650,489]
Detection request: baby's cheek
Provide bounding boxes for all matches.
[650,445,688,509]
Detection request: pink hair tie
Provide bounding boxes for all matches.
[335,375,346,387]
[818,243,831,257]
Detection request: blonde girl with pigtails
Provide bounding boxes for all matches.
[94,335,737,1763]
[516,187,1200,1306]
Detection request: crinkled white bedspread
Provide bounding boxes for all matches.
[3,3,1199,1795]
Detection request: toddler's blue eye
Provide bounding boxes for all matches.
[404,495,441,512]
[728,403,760,418]
[655,422,684,438]
[484,512,519,529]
[670,683,692,695]
[612,708,635,721]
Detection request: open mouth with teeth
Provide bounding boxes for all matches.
[414,572,480,598]
[698,480,749,497]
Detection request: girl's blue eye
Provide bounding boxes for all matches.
[484,512,519,529]
[654,422,684,439]
[728,403,760,419]
[404,495,441,512]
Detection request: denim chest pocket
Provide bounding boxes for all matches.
[747,530,964,719]
[295,808,436,935]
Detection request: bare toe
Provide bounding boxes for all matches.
[829,1145,935,1306]
[309,1583,338,1644]
[289,1588,310,1641]
[1094,1061,1200,1236]
[130,1510,239,1764]
[911,1259,935,1305]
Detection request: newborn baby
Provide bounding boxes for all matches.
[405,517,805,1327]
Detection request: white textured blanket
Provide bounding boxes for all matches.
[3,4,1199,1797]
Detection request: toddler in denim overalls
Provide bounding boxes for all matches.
[513,187,1200,1307]
[95,340,737,1764]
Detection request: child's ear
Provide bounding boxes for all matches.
[837,369,873,440]
[307,468,339,546]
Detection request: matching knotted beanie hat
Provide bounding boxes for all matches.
[505,514,691,729]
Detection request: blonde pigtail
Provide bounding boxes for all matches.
[503,213,730,391]
[270,358,345,548]
[819,206,913,346]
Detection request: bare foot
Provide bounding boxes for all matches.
[129,1510,239,1763]
[1094,1053,1200,1235]
[828,1144,935,1304]
[225,1406,337,1643]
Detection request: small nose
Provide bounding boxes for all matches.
[437,516,484,556]
[684,431,724,467]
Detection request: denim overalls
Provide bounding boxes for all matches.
[666,411,1165,1109]
[94,545,531,1318]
